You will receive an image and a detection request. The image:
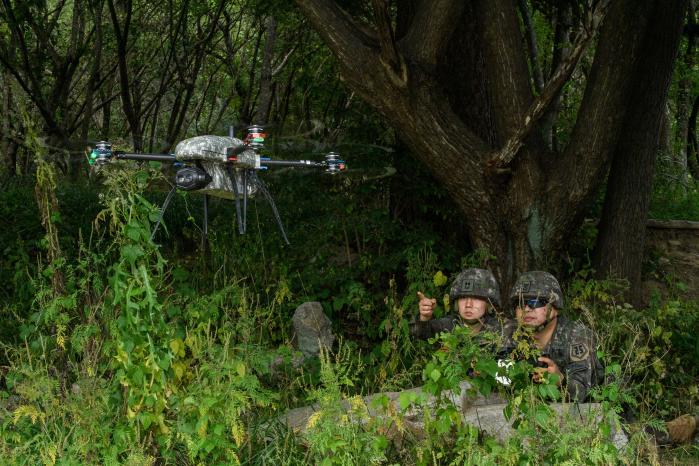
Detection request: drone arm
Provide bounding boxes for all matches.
[248,154,346,173]
[260,159,325,168]
[115,152,177,162]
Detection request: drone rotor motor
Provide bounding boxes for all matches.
[324,152,345,174]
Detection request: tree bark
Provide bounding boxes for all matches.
[689,94,699,178]
[593,0,688,306]
[107,0,143,150]
[1,68,17,176]
[254,16,277,125]
[542,2,573,152]
[675,0,697,175]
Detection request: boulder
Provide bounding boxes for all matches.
[281,381,628,449]
[292,302,335,359]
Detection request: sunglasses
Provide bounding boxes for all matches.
[519,298,549,309]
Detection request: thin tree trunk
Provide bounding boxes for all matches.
[542,2,572,152]
[1,69,16,176]
[675,0,696,175]
[81,0,104,155]
[688,93,699,178]
[107,0,143,150]
[254,16,277,125]
[518,0,544,94]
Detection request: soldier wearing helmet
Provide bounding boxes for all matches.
[507,271,603,402]
[507,272,699,443]
[410,268,512,347]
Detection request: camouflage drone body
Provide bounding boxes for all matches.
[174,135,259,200]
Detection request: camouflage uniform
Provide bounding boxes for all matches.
[409,313,510,343]
[410,268,514,354]
[506,271,604,402]
[516,315,604,401]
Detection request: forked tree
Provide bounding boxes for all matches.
[294,0,687,299]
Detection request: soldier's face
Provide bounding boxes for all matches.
[457,297,487,321]
[516,302,557,327]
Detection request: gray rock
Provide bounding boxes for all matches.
[281,381,628,450]
[292,302,335,358]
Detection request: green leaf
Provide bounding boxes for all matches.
[534,405,551,427]
[140,413,153,429]
[430,368,441,382]
[433,270,448,287]
[131,367,144,385]
[332,297,347,311]
[503,403,513,420]
[398,392,417,410]
[235,361,246,377]
[374,435,389,451]
[121,244,144,263]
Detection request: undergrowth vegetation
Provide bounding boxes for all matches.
[1,156,699,464]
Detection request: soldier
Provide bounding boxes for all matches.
[507,271,603,402]
[508,270,699,444]
[410,268,513,349]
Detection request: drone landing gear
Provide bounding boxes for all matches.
[227,167,290,245]
[150,185,178,241]
[202,194,210,254]
[252,172,290,245]
[150,188,212,256]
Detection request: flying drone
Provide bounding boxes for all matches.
[89,125,346,245]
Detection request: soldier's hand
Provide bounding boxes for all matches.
[533,357,564,385]
[417,291,437,321]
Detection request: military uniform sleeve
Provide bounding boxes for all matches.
[409,315,459,340]
[562,324,602,402]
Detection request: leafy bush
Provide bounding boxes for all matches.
[2,143,699,464]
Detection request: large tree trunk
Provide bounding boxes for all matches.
[594,0,688,306]
[294,0,673,293]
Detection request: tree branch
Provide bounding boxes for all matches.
[371,0,407,85]
[488,0,610,168]
[294,0,378,66]
[400,0,464,67]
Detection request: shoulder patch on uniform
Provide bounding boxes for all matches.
[569,342,589,362]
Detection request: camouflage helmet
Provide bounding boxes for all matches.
[509,271,564,309]
[449,268,501,308]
